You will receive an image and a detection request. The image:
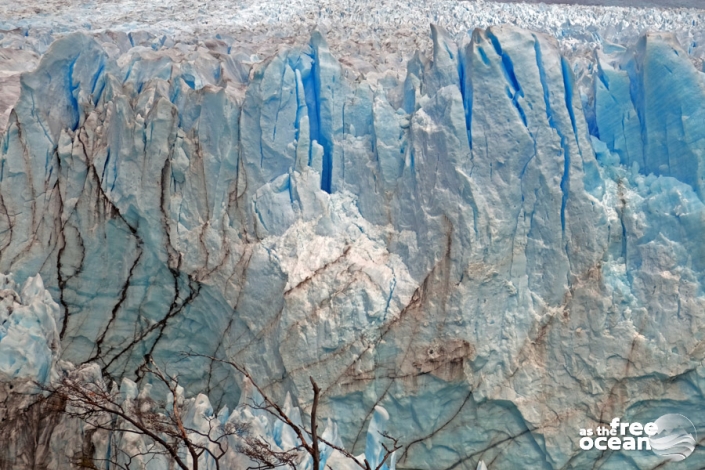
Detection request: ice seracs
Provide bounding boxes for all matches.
[2,15,705,469]
[0,274,61,385]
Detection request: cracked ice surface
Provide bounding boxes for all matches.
[2,1,705,469]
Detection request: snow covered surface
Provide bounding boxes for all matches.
[2,1,705,469]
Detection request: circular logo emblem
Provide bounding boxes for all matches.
[649,414,697,461]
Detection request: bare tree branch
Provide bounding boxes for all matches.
[185,353,401,470]
[34,354,402,470]
[310,377,321,470]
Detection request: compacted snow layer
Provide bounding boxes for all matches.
[2,2,705,470]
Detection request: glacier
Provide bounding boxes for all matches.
[2,1,705,468]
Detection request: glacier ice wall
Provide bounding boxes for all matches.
[0,273,61,385]
[2,21,705,469]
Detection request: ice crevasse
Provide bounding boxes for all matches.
[1,23,705,469]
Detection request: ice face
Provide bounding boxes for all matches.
[2,0,705,122]
[2,12,705,469]
[0,274,61,385]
